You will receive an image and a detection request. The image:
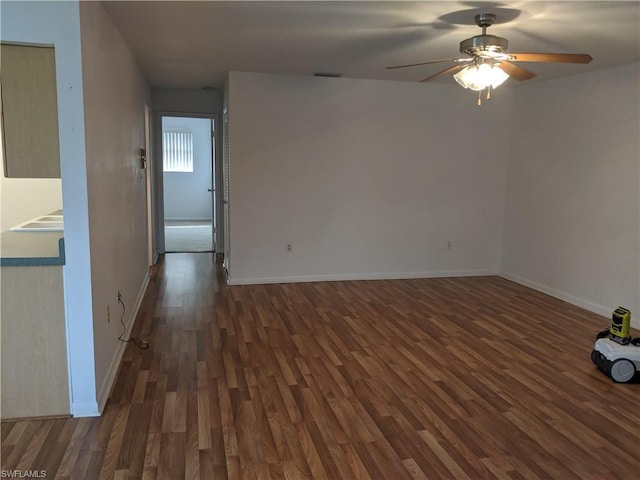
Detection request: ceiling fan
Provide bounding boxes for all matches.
[387,13,593,105]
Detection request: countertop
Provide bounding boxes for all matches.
[0,230,65,266]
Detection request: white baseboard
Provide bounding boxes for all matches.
[96,272,150,413]
[229,268,497,285]
[498,270,623,322]
[70,401,100,418]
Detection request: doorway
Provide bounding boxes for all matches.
[161,115,215,252]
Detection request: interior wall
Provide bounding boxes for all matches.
[151,87,222,115]
[79,1,151,409]
[1,0,97,416]
[227,71,514,284]
[162,116,213,221]
[501,63,640,327]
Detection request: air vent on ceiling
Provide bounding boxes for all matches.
[314,72,343,78]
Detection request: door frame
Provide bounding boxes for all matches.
[144,104,154,266]
[152,111,220,255]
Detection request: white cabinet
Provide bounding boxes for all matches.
[1,43,61,178]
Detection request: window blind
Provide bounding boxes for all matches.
[163,130,193,172]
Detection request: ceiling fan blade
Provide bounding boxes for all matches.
[386,58,469,70]
[507,53,593,64]
[498,61,536,81]
[420,64,465,83]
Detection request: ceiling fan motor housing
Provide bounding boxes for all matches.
[460,35,509,57]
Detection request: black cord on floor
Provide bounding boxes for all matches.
[118,296,150,350]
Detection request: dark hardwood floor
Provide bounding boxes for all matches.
[2,252,639,479]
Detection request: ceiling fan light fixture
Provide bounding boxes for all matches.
[386,12,592,106]
[453,62,509,91]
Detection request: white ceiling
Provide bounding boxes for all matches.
[102,1,640,89]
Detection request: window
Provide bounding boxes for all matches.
[163,129,193,172]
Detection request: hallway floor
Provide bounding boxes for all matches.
[164,221,213,252]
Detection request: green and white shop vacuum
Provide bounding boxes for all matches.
[591,307,640,383]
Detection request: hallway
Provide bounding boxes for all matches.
[1,253,639,479]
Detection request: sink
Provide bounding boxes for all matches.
[15,221,64,231]
[10,213,64,232]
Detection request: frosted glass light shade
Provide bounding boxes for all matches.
[454,63,509,91]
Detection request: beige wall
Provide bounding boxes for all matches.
[501,63,640,327]
[79,1,151,410]
[226,71,514,284]
[1,265,69,419]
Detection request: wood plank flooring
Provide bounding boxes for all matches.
[2,253,639,479]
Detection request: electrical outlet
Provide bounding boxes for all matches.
[286,243,293,253]
[107,305,111,323]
